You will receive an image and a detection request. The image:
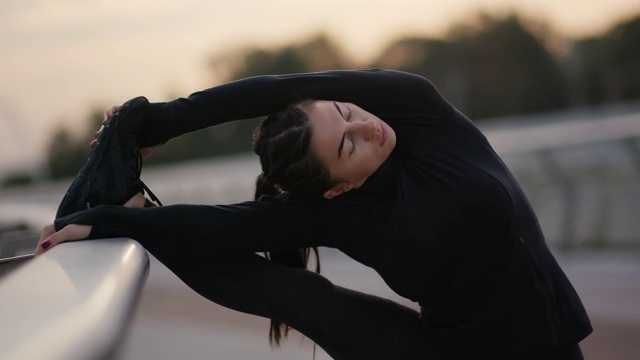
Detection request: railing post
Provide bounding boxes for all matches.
[536,149,578,252]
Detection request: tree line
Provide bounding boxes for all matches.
[34,12,640,182]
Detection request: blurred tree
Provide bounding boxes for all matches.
[372,14,569,119]
[46,110,102,179]
[458,14,570,118]
[564,38,608,105]
[0,172,34,188]
[372,37,470,110]
[607,16,640,101]
[569,15,640,105]
[46,128,89,179]
[210,34,353,81]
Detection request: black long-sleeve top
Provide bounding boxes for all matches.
[55,69,591,358]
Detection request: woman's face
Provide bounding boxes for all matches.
[304,100,397,199]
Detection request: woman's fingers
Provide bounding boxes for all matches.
[35,226,58,256]
[91,105,117,148]
[103,106,118,124]
[94,125,104,139]
[89,126,104,149]
[34,224,92,256]
[39,224,55,242]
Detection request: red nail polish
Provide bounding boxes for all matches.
[41,240,51,249]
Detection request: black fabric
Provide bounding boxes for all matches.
[56,96,148,218]
[56,70,591,359]
[152,251,444,360]
[555,344,585,360]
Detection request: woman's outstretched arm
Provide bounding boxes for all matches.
[39,198,367,257]
[138,69,448,147]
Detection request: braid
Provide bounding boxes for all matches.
[251,100,332,346]
[253,102,335,199]
[254,173,280,198]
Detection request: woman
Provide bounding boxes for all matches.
[37,69,591,359]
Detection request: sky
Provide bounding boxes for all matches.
[1,0,640,177]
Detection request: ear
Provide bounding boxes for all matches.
[323,183,353,199]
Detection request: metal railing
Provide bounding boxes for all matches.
[0,238,149,360]
[484,110,640,250]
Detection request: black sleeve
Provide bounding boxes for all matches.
[54,197,367,256]
[139,69,452,146]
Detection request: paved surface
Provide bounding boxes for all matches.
[121,249,640,360]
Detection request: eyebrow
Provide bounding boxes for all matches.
[334,102,346,158]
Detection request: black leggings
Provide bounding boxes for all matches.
[557,345,585,360]
[150,250,443,360]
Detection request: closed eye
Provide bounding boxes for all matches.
[345,107,355,154]
[336,103,356,158]
[336,102,346,158]
[348,135,356,155]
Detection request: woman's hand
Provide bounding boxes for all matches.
[89,106,119,150]
[35,224,92,256]
[89,105,160,160]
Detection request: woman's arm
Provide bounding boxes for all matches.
[139,69,450,146]
[42,198,366,257]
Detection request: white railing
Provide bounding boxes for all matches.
[484,110,640,250]
[0,238,148,360]
[487,112,640,154]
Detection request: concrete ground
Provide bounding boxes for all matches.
[121,249,640,360]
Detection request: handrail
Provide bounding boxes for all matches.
[486,112,640,154]
[0,238,149,360]
[0,254,34,280]
[484,111,640,250]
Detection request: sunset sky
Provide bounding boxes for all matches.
[1,0,639,174]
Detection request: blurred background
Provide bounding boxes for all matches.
[1,0,639,359]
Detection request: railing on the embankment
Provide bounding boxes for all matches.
[484,110,640,250]
[0,238,149,360]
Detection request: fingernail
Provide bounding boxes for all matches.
[41,240,51,249]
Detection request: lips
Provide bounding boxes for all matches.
[380,123,387,146]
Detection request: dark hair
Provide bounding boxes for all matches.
[253,102,337,200]
[252,101,333,346]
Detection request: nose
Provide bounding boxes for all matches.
[350,118,378,141]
